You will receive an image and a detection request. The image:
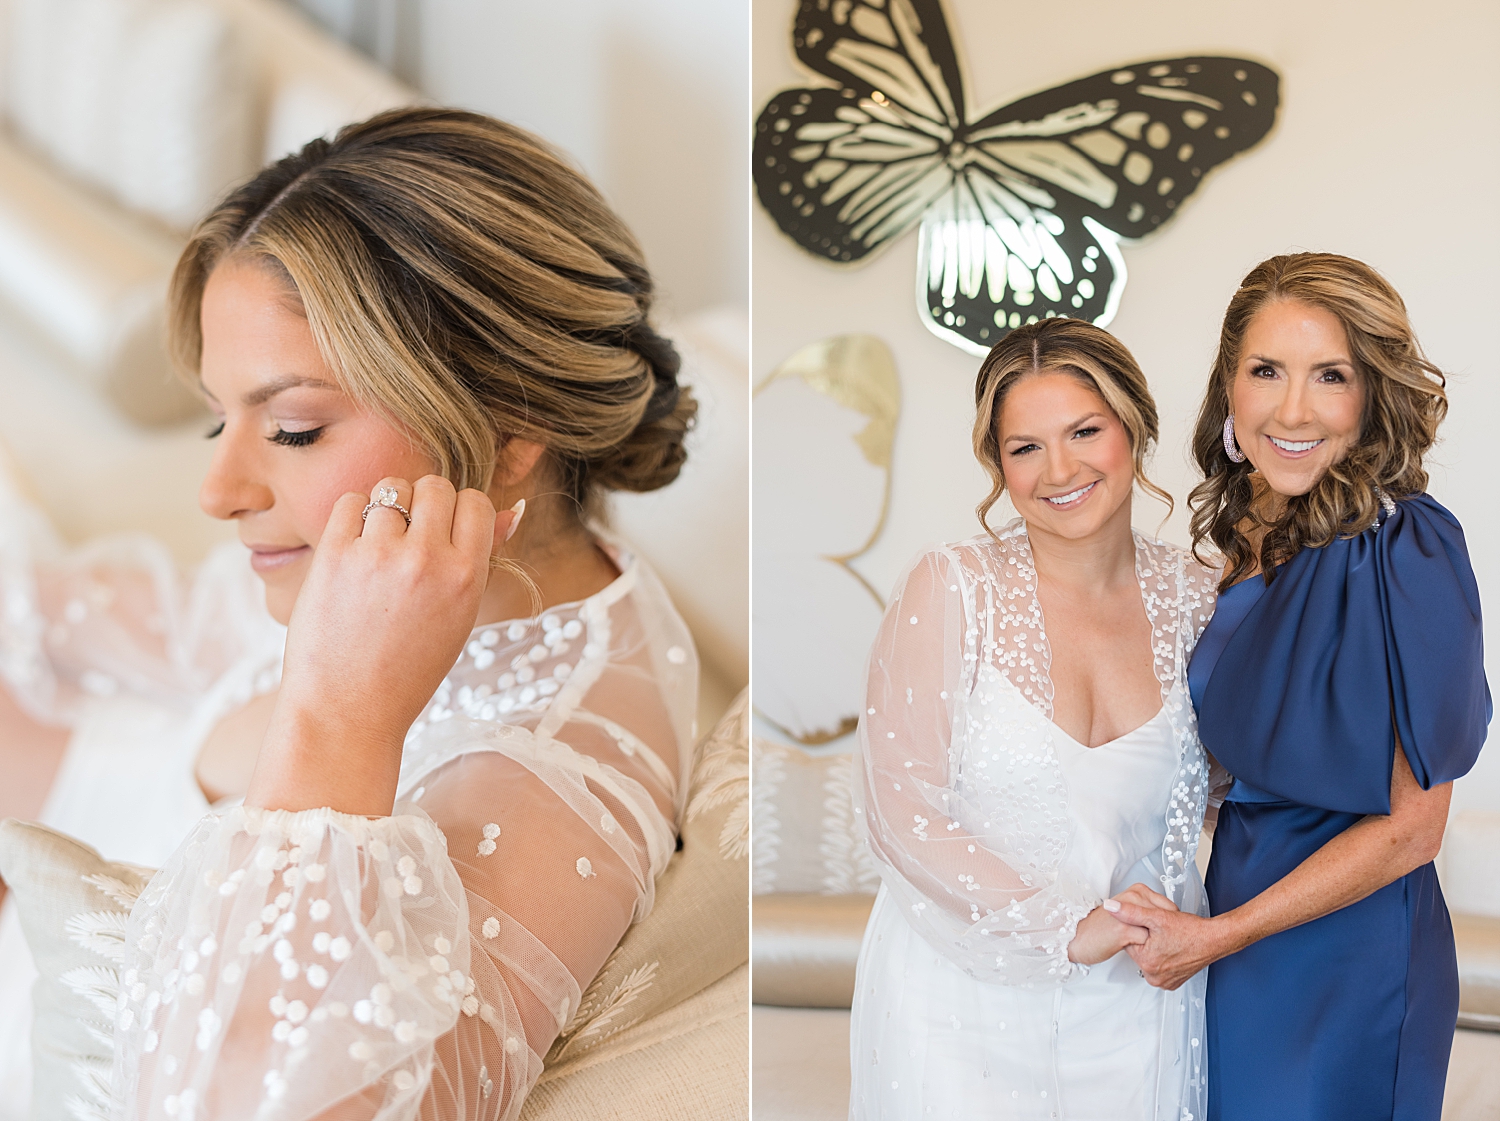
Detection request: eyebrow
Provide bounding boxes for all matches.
[1243,352,1352,371]
[1003,411,1107,444]
[201,374,340,408]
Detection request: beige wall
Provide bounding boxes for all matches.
[415,0,748,320]
[751,0,1500,813]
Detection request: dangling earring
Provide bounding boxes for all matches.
[1222,415,1247,463]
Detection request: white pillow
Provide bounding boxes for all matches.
[7,0,257,232]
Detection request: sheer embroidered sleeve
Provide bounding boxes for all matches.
[110,553,694,1120]
[856,544,1097,986]
[0,476,273,723]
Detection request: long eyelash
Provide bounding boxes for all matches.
[205,421,224,439]
[269,427,325,448]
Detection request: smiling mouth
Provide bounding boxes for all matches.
[1266,435,1324,454]
[1041,481,1097,508]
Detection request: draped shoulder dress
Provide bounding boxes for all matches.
[1188,493,1491,1121]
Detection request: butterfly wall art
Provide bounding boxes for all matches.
[753,0,1281,355]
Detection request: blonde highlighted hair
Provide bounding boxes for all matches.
[170,106,694,519]
[1188,252,1447,588]
[971,317,1170,534]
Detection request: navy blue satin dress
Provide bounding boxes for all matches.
[1188,494,1491,1121]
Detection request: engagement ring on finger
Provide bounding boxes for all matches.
[362,485,411,527]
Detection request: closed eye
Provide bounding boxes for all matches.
[269,427,325,448]
[205,421,224,439]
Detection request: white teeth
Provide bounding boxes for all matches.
[1268,436,1322,452]
[1043,483,1094,505]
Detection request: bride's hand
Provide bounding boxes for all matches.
[1068,902,1149,965]
[249,475,517,815]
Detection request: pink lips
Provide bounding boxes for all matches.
[1264,435,1323,460]
[1040,480,1097,510]
[247,545,310,573]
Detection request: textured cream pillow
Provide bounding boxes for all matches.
[0,690,750,1111]
[7,0,256,231]
[0,819,150,1121]
[547,689,749,1065]
[751,737,879,895]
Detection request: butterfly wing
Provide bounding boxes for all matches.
[753,0,968,263]
[917,57,1277,353]
[916,172,1125,356]
[967,57,1279,241]
[755,88,953,263]
[793,0,965,130]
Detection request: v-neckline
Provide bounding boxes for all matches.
[1008,522,1168,752]
[1049,704,1168,751]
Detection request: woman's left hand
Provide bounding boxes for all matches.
[1110,884,1235,991]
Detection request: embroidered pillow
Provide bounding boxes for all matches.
[547,689,750,1068]
[0,819,150,1121]
[750,738,880,896]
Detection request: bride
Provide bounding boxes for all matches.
[4,107,699,1118]
[851,318,1219,1120]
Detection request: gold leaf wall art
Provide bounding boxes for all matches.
[752,335,900,747]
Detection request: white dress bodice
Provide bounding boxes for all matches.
[851,523,1218,1121]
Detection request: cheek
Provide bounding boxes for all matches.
[291,424,437,547]
[1095,429,1135,480]
[1002,453,1040,495]
[1331,393,1365,442]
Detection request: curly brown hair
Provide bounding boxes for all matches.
[972,317,1171,535]
[1188,253,1447,588]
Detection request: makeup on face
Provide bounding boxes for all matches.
[195,260,436,624]
[997,372,1135,540]
[1231,298,1364,499]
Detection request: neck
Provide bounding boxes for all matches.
[474,498,618,626]
[1023,498,1138,593]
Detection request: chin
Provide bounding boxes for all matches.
[261,582,297,627]
[1256,466,1326,500]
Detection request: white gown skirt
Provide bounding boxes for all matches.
[849,709,1204,1121]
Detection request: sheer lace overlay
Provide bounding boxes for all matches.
[88,543,696,1120]
[856,520,1218,987]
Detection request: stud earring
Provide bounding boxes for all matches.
[1223,415,1247,463]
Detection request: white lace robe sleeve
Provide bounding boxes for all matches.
[0,474,271,723]
[857,545,1099,987]
[110,547,695,1120]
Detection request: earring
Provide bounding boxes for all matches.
[1223,415,1247,463]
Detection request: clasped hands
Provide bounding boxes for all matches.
[1067,884,1224,991]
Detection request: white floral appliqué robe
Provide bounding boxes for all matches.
[0,501,695,1120]
[852,521,1217,1121]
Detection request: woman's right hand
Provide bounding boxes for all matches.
[1068,903,1149,965]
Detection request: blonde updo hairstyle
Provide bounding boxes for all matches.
[972,317,1170,535]
[1188,252,1447,589]
[169,106,695,523]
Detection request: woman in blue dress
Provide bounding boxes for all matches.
[1109,252,1490,1120]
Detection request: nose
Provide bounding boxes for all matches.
[1041,439,1080,486]
[1271,373,1316,431]
[198,424,273,522]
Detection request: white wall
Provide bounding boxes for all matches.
[414,0,748,321]
[751,0,1500,814]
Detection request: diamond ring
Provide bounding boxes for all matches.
[361,485,411,527]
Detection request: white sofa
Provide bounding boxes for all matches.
[0,0,415,424]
